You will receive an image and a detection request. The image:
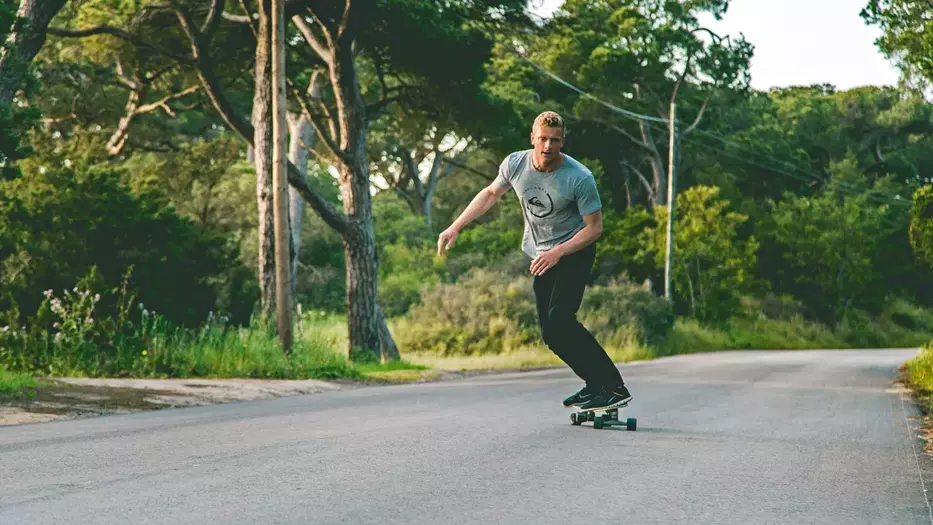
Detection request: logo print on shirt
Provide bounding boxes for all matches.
[524,186,554,218]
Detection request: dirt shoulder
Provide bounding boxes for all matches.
[0,377,352,426]
[0,366,558,426]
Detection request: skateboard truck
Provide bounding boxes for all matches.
[570,406,636,430]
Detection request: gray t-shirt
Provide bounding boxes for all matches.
[495,150,602,258]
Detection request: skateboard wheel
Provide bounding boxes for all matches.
[571,413,582,426]
[626,418,637,431]
[593,416,604,429]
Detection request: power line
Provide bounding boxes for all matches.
[512,7,915,209]
[512,46,669,125]
[505,42,912,210]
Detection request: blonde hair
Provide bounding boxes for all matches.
[532,111,566,137]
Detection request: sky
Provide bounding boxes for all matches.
[530,0,902,92]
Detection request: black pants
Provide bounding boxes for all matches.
[532,243,624,390]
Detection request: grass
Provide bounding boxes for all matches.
[903,343,933,415]
[405,344,656,372]
[353,360,440,382]
[7,300,931,385]
[0,366,38,399]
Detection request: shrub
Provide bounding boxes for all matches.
[0,164,238,327]
[395,266,673,356]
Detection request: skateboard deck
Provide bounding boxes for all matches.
[570,405,636,430]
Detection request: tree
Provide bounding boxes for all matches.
[41,0,528,361]
[504,0,753,207]
[0,0,43,179]
[0,0,67,105]
[762,153,889,322]
[645,185,758,322]
[862,1,933,92]
[0,161,234,326]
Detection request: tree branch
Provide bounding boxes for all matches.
[200,0,225,38]
[222,11,251,23]
[681,95,710,136]
[622,160,655,197]
[292,14,332,64]
[442,157,495,182]
[47,25,194,65]
[337,0,352,41]
[288,77,350,163]
[113,56,140,90]
[136,85,200,116]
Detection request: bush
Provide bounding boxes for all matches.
[0,164,238,327]
[0,270,355,379]
[394,265,673,356]
[882,297,933,332]
[578,279,675,346]
[395,268,539,355]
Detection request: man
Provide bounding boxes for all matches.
[436,111,632,412]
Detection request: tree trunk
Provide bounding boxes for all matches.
[0,0,67,105]
[252,0,275,324]
[638,119,667,206]
[271,0,292,353]
[287,111,311,300]
[329,37,398,361]
[286,72,323,301]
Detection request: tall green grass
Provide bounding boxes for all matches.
[0,366,37,398]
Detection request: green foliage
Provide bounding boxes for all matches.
[905,343,933,411]
[394,266,540,356]
[645,185,759,322]
[577,279,675,347]
[0,271,357,378]
[0,365,36,399]
[0,1,41,181]
[862,2,933,88]
[593,207,655,284]
[373,191,527,317]
[394,262,672,356]
[910,185,933,266]
[762,154,890,322]
[0,161,237,327]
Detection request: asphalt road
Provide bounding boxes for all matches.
[2,349,931,525]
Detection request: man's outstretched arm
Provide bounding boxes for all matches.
[437,182,511,256]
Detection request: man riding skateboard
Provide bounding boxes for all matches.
[436,111,632,412]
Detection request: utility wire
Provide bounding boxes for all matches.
[503,35,913,211]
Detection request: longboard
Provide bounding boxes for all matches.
[570,405,636,430]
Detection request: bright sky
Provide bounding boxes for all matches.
[530,0,902,92]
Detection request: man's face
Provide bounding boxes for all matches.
[530,125,564,168]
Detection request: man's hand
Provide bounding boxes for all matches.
[437,227,459,256]
[530,247,563,276]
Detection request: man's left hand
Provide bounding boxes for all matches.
[530,248,563,276]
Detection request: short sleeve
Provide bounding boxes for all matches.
[494,154,513,189]
[576,175,602,216]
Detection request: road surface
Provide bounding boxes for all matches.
[1,349,931,524]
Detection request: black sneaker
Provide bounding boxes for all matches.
[562,385,598,407]
[578,384,632,412]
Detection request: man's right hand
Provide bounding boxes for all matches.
[437,227,459,256]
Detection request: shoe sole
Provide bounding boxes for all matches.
[576,396,632,413]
